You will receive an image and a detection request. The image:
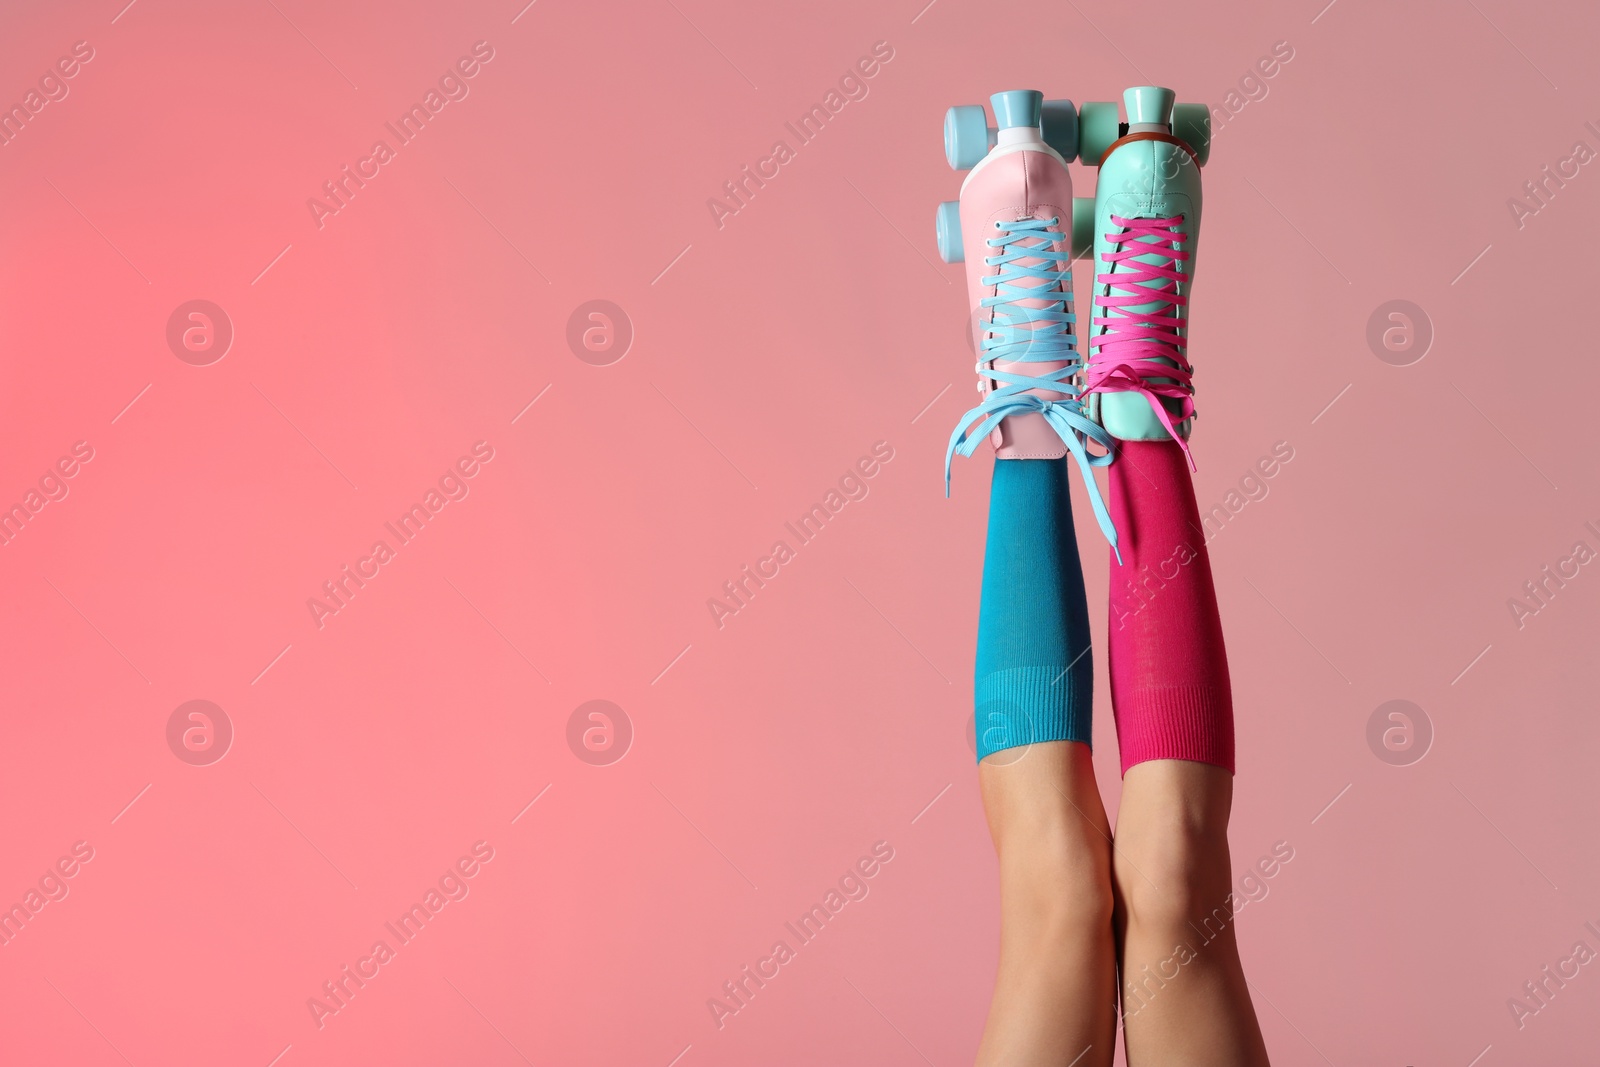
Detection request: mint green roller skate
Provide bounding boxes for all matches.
[1077,86,1210,468]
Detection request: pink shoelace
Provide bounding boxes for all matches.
[1086,214,1197,470]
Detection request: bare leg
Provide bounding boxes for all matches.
[976,741,1118,1067]
[1113,759,1270,1066]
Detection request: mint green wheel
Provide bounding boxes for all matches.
[1077,100,1120,166]
[1173,102,1211,166]
[1070,197,1094,261]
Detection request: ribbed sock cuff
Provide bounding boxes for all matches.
[1115,683,1234,775]
[975,664,1092,762]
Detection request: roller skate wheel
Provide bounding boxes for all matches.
[944,104,992,171]
[1077,100,1121,166]
[935,200,963,263]
[1172,102,1211,166]
[1070,197,1094,261]
[1040,99,1079,162]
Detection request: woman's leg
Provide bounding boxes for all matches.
[1104,440,1269,1065]
[1115,762,1268,1065]
[971,457,1116,1066]
[977,743,1117,1067]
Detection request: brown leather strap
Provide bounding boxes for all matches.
[1096,130,1200,168]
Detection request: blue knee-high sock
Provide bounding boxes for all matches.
[974,458,1094,761]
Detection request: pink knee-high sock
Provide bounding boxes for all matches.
[1107,440,1235,775]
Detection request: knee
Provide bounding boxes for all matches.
[1001,831,1116,937]
[1115,817,1231,936]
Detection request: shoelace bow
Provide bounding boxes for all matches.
[1087,214,1197,471]
[946,216,1121,560]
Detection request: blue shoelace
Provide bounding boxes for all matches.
[945,216,1121,560]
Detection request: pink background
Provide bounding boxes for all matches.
[1,0,1597,1063]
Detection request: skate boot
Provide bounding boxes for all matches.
[1077,86,1211,469]
[934,89,1120,556]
